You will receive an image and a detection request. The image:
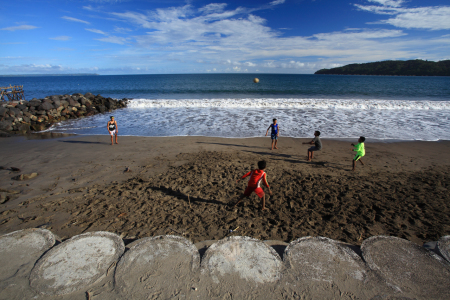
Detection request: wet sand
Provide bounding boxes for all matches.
[0,135,449,245]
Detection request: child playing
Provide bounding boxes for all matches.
[107,116,118,145]
[233,160,272,211]
[303,131,322,161]
[351,136,365,171]
[265,119,280,150]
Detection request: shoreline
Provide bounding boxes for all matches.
[23,131,450,143]
[1,135,449,246]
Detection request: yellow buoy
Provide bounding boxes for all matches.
[253,78,259,83]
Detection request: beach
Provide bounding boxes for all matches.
[1,135,449,245]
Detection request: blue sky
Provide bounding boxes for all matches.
[1,0,449,75]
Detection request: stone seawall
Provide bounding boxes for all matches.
[1,229,449,299]
[0,93,128,135]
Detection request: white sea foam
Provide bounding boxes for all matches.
[47,98,450,141]
[127,98,450,110]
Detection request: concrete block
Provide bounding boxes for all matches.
[284,236,368,283]
[361,236,450,298]
[201,236,282,284]
[115,235,199,299]
[437,235,450,263]
[0,228,55,283]
[30,231,124,295]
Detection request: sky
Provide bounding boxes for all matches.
[1,0,449,75]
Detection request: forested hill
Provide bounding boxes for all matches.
[314,60,450,76]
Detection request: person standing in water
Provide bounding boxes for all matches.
[107,116,118,145]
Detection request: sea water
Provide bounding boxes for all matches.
[1,74,449,141]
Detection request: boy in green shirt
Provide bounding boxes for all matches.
[351,136,365,171]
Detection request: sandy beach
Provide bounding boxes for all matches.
[1,135,449,246]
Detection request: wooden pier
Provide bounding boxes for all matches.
[0,85,25,101]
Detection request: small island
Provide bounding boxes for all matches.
[314,59,450,76]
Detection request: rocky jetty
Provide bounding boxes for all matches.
[0,93,128,135]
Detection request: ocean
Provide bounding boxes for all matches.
[1,74,449,141]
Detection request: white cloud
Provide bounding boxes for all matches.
[367,0,404,8]
[49,36,71,41]
[86,28,107,35]
[96,36,128,44]
[1,25,38,31]
[0,63,102,74]
[114,26,132,33]
[270,0,285,6]
[199,3,227,14]
[356,1,450,30]
[62,16,90,24]
[114,4,413,64]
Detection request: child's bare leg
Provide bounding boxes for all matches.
[274,139,278,149]
[115,134,118,144]
[311,151,314,160]
[271,140,274,150]
[307,150,311,161]
[352,160,356,171]
[233,195,245,207]
[359,159,364,165]
[110,135,113,145]
[261,195,267,211]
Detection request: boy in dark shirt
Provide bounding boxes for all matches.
[265,118,280,150]
[303,131,322,161]
[233,160,272,211]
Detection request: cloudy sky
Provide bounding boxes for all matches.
[1,0,449,75]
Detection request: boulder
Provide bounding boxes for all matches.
[105,102,115,109]
[68,99,78,107]
[16,123,30,134]
[8,107,20,116]
[0,120,13,131]
[31,123,46,131]
[84,92,94,99]
[97,105,106,113]
[16,104,27,111]
[38,102,54,111]
[28,100,42,107]
[36,110,47,115]
[60,100,69,108]
[53,99,61,108]
[43,98,53,104]
[0,107,7,117]
[51,95,60,102]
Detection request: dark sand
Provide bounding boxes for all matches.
[1,135,449,246]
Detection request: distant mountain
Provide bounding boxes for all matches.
[0,73,99,77]
[315,60,450,76]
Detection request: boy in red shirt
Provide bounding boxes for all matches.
[233,160,272,211]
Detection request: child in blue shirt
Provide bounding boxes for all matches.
[265,118,280,150]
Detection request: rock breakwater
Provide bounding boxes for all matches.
[0,93,127,135]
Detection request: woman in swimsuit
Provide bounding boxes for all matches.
[107,116,118,145]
